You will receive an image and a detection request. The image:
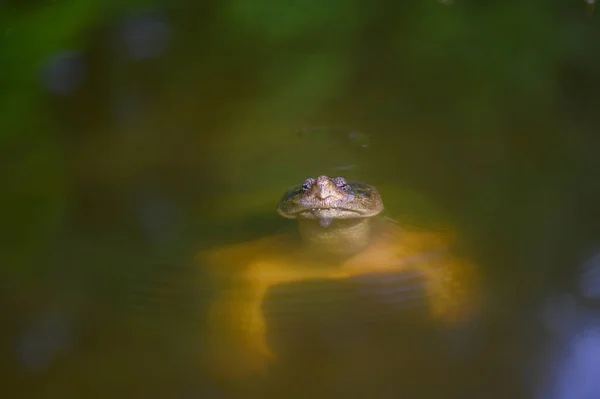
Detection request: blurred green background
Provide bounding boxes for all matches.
[2,0,600,397]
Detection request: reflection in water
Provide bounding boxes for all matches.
[534,251,600,399]
[42,51,86,96]
[118,10,171,60]
[296,127,372,174]
[17,306,76,372]
[6,0,600,397]
[133,181,184,247]
[579,251,600,301]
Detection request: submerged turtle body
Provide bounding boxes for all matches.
[200,176,481,382]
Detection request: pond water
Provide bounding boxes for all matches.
[3,1,600,398]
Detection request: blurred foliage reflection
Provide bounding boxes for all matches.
[3,0,600,398]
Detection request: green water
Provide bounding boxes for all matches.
[3,1,600,397]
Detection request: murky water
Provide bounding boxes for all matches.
[4,1,600,398]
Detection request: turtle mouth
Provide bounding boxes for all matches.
[296,207,364,219]
[299,193,356,210]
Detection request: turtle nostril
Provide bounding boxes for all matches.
[316,191,331,200]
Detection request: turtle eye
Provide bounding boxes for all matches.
[302,178,315,191]
[333,177,348,188]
